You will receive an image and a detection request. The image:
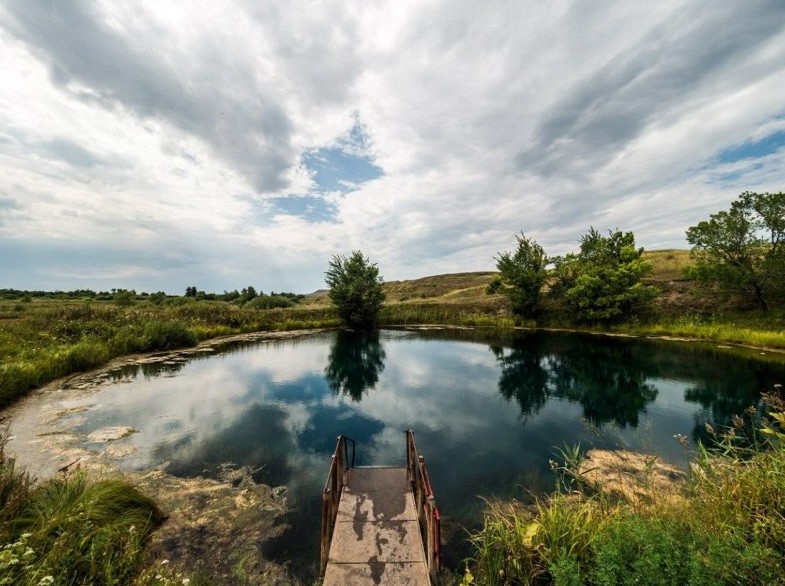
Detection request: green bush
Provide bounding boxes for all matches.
[113,290,137,307]
[688,530,784,585]
[550,228,657,323]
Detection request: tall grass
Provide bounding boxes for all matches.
[0,439,165,585]
[463,389,785,585]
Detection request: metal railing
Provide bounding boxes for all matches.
[320,435,355,576]
[406,429,441,577]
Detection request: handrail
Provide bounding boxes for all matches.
[406,429,441,577]
[320,435,355,576]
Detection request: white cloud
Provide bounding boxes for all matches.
[1,0,784,292]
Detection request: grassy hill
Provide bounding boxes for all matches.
[308,250,693,304]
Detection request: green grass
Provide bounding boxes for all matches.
[462,392,785,585]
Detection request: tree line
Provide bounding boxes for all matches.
[324,191,785,327]
[0,286,304,308]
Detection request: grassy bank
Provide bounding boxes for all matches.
[463,391,785,585]
[0,298,339,409]
[616,311,785,350]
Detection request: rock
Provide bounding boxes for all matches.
[578,449,686,506]
[87,426,138,442]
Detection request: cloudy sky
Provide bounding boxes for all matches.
[1,1,784,294]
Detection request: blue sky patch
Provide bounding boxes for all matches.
[302,120,383,193]
[717,129,785,164]
[269,195,337,222]
[271,120,383,222]
[302,146,383,193]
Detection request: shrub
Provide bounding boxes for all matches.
[140,320,197,351]
[113,290,137,307]
[589,514,690,585]
[493,232,548,318]
[550,228,657,323]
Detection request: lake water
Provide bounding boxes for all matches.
[60,328,785,576]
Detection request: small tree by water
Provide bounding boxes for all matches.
[492,232,548,318]
[325,251,385,329]
[686,191,785,312]
[550,228,656,323]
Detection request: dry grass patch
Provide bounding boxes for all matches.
[578,449,687,509]
[642,249,693,281]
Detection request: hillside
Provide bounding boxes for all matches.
[307,250,693,304]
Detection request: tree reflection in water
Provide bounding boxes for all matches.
[324,329,386,401]
[491,333,550,420]
[492,333,659,427]
[550,341,659,427]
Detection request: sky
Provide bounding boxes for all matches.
[1,1,785,294]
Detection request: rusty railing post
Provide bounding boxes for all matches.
[321,435,353,577]
[417,455,425,519]
[320,488,330,575]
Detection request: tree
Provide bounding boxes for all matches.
[492,233,548,318]
[239,285,258,303]
[686,191,785,311]
[325,251,386,328]
[550,228,656,323]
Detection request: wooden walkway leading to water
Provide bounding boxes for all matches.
[322,467,430,585]
[320,431,440,586]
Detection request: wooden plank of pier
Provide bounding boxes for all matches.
[322,466,430,585]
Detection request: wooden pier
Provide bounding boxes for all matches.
[321,431,441,585]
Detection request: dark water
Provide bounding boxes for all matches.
[64,328,785,578]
